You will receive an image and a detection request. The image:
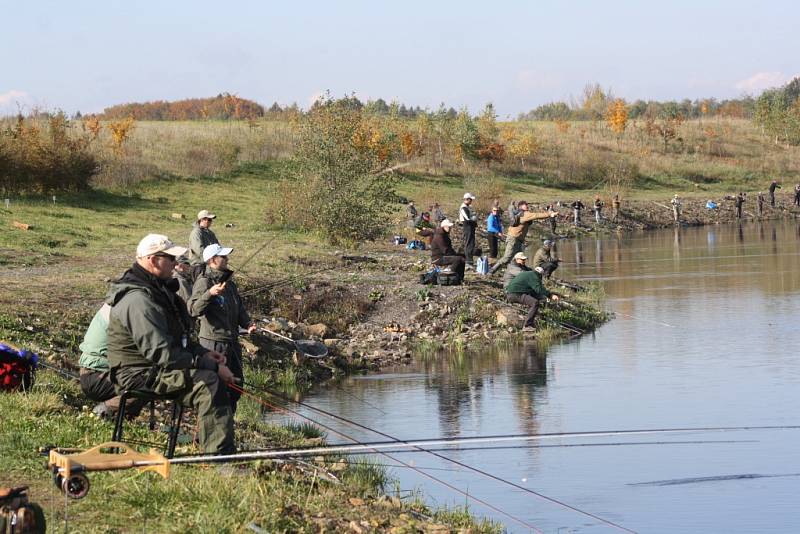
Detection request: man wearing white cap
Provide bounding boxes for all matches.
[459,193,478,268]
[190,244,256,414]
[430,219,465,283]
[106,234,236,454]
[502,251,532,288]
[189,209,220,265]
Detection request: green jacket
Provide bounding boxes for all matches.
[188,222,219,265]
[78,304,111,372]
[505,270,551,300]
[189,268,251,343]
[106,263,209,383]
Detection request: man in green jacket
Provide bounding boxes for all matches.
[78,304,118,415]
[505,266,559,331]
[106,234,236,454]
[190,244,256,414]
[188,210,219,266]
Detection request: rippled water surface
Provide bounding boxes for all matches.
[268,221,800,533]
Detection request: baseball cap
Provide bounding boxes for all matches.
[440,219,455,228]
[463,192,476,200]
[197,209,217,220]
[136,234,188,259]
[513,252,528,260]
[543,239,554,246]
[203,243,233,263]
[534,266,545,274]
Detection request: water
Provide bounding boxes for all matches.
[266,221,800,533]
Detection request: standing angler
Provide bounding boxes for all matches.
[768,180,780,208]
[794,184,800,207]
[459,193,478,269]
[486,205,503,259]
[593,196,603,223]
[190,244,256,414]
[189,210,220,266]
[489,201,556,275]
[612,194,621,223]
[734,192,745,219]
[106,234,236,454]
[671,194,682,223]
[570,199,585,225]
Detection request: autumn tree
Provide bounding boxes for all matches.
[605,99,628,136]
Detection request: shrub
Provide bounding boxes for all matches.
[266,95,401,245]
[0,113,98,194]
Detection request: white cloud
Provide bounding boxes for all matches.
[0,90,28,107]
[734,72,788,94]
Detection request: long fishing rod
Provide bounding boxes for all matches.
[228,383,544,533]
[236,383,635,534]
[240,266,340,297]
[236,233,279,275]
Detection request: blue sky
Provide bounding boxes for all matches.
[1,0,797,117]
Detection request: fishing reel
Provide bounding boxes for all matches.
[51,472,90,500]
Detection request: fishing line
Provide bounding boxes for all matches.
[228,383,543,533]
[235,383,633,533]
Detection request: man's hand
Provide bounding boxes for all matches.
[204,350,227,365]
[209,282,226,296]
[550,294,560,302]
[217,363,235,384]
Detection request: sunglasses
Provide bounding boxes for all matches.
[153,253,177,261]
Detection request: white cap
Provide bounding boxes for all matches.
[534,266,545,274]
[440,219,454,228]
[513,252,528,260]
[197,209,217,220]
[463,192,476,200]
[136,234,188,259]
[203,243,233,263]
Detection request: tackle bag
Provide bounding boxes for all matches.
[0,343,38,392]
[437,271,461,286]
[0,486,45,534]
[406,240,425,251]
[475,256,490,275]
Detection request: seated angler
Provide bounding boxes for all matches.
[106,234,236,454]
[430,219,465,283]
[505,265,560,332]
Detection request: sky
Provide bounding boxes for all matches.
[1,0,798,117]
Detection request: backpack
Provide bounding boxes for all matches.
[406,240,425,251]
[0,344,37,392]
[419,268,439,285]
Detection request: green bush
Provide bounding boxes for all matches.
[266,95,401,245]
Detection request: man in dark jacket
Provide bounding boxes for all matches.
[734,192,745,219]
[106,234,235,454]
[506,266,559,331]
[768,180,780,207]
[173,255,194,305]
[532,240,559,278]
[430,219,465,283]
[190,244,256,414]
[189,210,219,265]
[459,193,478,268]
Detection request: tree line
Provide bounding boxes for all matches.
[519,82,756,122]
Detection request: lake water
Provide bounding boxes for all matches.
[268,221,800,533]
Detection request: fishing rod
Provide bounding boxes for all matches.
[227,383,544,532]
[236,383,636,534]
[236,233,279,276]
